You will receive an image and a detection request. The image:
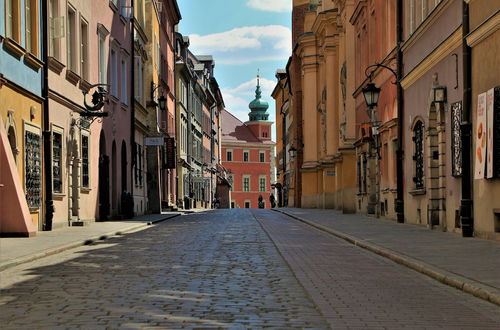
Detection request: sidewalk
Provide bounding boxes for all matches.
[0,212,183,271]
[274,208,500,306]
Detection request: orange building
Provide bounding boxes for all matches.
[221,78,275,209]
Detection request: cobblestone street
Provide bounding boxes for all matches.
[1,210,500,329]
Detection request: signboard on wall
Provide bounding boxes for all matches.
[145,137,164,146]
[474,92,487,179]
[487,87,500,178]
[165,137,176,169]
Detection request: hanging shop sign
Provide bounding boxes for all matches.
[486,87,500,179]
[475,92,487,179]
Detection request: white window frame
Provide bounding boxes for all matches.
[110,47,118,97]
[51,124,65,194]
[80,17,89,80]
[226,149,233,162]
[259,175,266,192]
[81,130,91,189]
[243,175,250,192]
[121,56,128,105]
[66,5,77,72]
[259,151,265,163]
[243,150,249,162]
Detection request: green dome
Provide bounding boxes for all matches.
[248,76,269,121]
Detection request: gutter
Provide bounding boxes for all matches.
[42,0,54,230]
[460,1,474,237]
[396,0,405,223]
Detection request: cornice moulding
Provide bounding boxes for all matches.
[401,28,462,90]
[466,10,500,47]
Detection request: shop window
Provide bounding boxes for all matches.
[25,128,41,208]
[81,133,90,188]
[52,130,63,193]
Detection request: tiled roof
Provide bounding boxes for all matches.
[221,109,273,144]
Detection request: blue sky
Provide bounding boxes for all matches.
[177,0,292,131]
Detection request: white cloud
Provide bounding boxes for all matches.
[188,25,291,65]
[246,0,292,12]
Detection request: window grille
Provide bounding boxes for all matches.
[52,132,63,193]
[413,121,424,189]
[25,130,41,208]
[82,135,89,187]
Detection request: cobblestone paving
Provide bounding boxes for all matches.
[0,210,328,329]
[254,210,500,330]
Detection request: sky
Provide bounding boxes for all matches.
[177,0,292,137]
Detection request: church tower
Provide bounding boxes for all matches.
[246,73,273,140]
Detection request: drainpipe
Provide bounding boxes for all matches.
[130,0,136,204]
[42,0,54,230]
[460,1,473,237]
[395,0,405,223]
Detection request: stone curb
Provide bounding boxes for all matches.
[273,209,500,307]
[0,213,181,272]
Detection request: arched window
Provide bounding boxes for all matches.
[412,120,424,189]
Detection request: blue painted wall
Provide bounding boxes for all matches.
[0,0,43,97]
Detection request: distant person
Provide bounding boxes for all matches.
[258,195,265,209]
[269,194,276,208]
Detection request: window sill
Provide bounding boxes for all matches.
[121,102,129,111]
[109,0,118,12]
[24,52,43,71]
[3,38,25,59]
[66,69,81,86]
[109,94,119,104]
[52,193,66,200]
[80,187,91,193]
[48,56,65,74]
[409,188,426,196]
[79,79,92,93]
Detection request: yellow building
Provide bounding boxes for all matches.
[293,0,357,211]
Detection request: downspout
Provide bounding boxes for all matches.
[42,0,54,230]
[460,1,473,237]
[130,0,136,204]
[395,0,405,223]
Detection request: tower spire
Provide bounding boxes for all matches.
[257,69,260,87]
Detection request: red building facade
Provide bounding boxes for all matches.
[221,79,275,208]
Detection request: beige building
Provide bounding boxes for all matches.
[293,0,357,211]
[466,0,500,240]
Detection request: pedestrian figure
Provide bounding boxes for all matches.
[258,195,265,209]
[269,194,276,208]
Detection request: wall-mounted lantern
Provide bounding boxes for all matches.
[433,85,447,103]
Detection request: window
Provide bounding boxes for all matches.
[413,121,424,189]
[48,0,61,58]
[80,18,88,80]
[231,201,235,209]
[243,176,250,192]
[259,177,266,192]
[244,201,250,208]
[243,151,249,162]
[260,151,265,163]
[110,48,118,96]
[5,0,20,41]
[121,58,128,104]
[262,131,267,138]
[226,150,232,161]
[52,130,63,193]
[135,143,144,186]
[25,0,37,54]
[228,175,233,192]
[25,127,41,208]
[81,134,90,188]
[134,56,144,103]
[67,6,77,72]
[98,33,107,84]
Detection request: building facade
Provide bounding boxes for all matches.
[1,0,44,235]
[222,78,275,209]
[466,0,500,240]
[289,0,357,211]
[351,0,398,219]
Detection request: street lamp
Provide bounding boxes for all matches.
[362,82,381,109]
[433,85,447,103]
[288,146,297,159]
[158,94,167,111]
